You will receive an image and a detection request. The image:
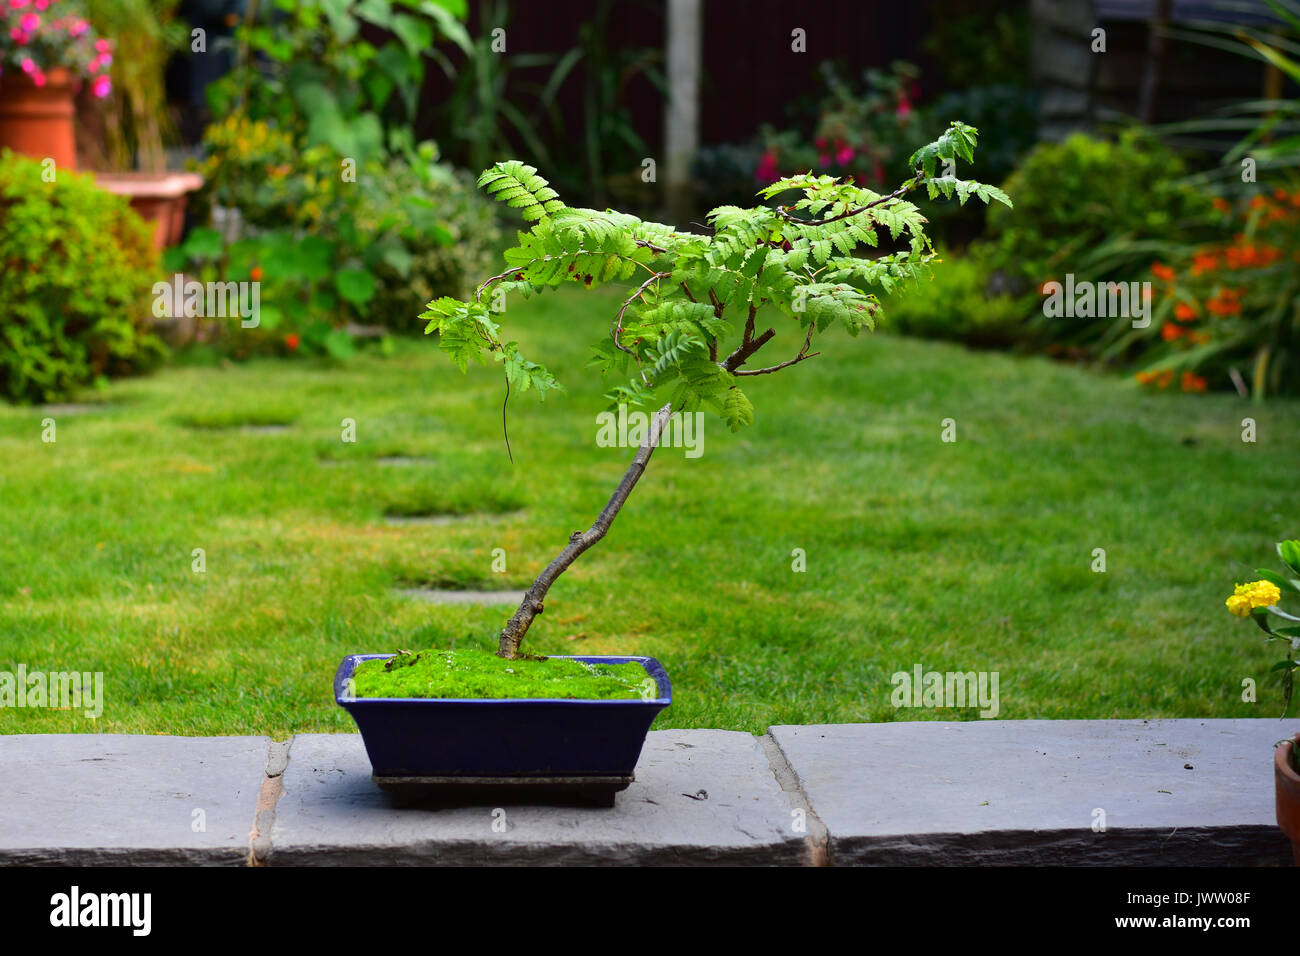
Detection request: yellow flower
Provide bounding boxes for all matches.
[1226,580,1282,617]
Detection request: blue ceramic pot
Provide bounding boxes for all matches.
[334,653,672,780]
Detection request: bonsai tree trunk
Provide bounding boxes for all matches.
[497,402,673,659]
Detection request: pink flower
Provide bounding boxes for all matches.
[69,18,88,36]
[755,150,779,184]
[99,53,112,68]
[9,27,27,42]
[818,153,830,167]
[94,38,111,53]
[32,70,45,87]
[19,11,38,30]
[34,0,48,8]
[20,57,34,73]
[836,145,855,165]
[92,74,111,98]
[896,94,912,119]
[9,0,32,9]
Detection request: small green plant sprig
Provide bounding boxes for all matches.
[1227,540,1300,718]
[420,122,1011,659]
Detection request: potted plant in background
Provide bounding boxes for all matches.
[0,0,112,171]
[334,122,1011,805]
[1226,539,1300,864]
[80,0,201,250]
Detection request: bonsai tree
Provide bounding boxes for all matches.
[421,121,1011,660]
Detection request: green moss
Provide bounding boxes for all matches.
[351,648,653,700]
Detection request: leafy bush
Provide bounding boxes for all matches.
[206,0,469,165]
[1133,185,1300,397]
[0,150,166,403]
[186,120,500,347]
[985,130,1211,291]
[877,250,1034,349]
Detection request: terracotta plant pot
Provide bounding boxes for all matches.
[1277,733,1300,865]
[93,172,204,251]
[0,67,78,171]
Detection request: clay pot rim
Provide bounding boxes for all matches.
[1276,733,1300,783]
[0,65,81,88]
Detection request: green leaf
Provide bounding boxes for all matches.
[323,329,358,360]
[183,227,224,261]
[722,387,755,432]
[320,0,358,42]
[391,13,434,55]
[336,268,376,305]
[1278,540,1300,576]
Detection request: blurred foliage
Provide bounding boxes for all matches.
[878,248,1035,349]
[986,129,1213,297]
[84,0,190,171]
[1134,187,1300,398]
[0,150,166,403]
[438,0,662,210]
[921,0,1031,88]
[182,120,500,355]
[206,0,470,165]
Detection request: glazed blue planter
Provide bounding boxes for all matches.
[334,653,671,803]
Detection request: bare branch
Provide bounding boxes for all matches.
[722,327,775,372]
[475,266,526,303]
[496,403,674,659]
[734,323,818,376]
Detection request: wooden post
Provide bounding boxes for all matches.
[664,0,701,227]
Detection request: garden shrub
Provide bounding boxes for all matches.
[985,129,1211,291]
[1134,184,1300,398]
[0,150,166,403]
[186,120,500,346]
[877,250,1035,349]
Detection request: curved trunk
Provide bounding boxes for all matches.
[497,402,673,659]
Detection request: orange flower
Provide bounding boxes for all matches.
[1157,369,1174,389]
[1212,197,1232,214]
[1136,370,1156,385]
[1205,289,1242,316]
[1151,262,1176,281]
[1161,322,1183,341]
[1191,251,1218,276]
[1174,302,1198,322]
[1181,371,1207,393]
[250,265,264,282]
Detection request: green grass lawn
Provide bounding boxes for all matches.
[2,284,1296,736]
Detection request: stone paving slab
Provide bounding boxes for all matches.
[267,731,810,865]
[397,587,528,605]
[769,718,1293,866]
[0,734,269,865]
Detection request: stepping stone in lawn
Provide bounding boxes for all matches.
[37,403,106,416]
[382,509,524,527]
[377,456,435,467]
[399,587,527,605]
[319,455,434,468]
